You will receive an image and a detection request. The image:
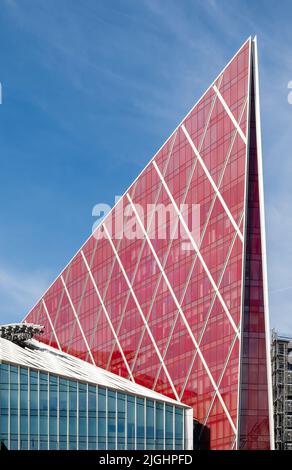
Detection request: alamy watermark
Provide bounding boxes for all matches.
[92,196,201,251]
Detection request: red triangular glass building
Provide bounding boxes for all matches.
[24,37,274,450]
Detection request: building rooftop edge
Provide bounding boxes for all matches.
[0,336,190,408]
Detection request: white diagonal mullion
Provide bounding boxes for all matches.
[202,332,239,429]
[153,160,239,338]
[134,85,221,380]
[231,436,237,450]
[87,235,123,367]
[87,174,141,367]
[177,99,247,398]
[80,249,135,382]
[181,124,243,243]
[107,131,178,372]
[213,84,247,144]
[102,223,180,401]
[154,95,247,397]
[42,298,62,351]
[179,211,244,400]
[127,193,236,434]
[48,273,69,346]
[60,274,95,366]
[34,301,44,326]
[152,79,225,389]
[178,99,248,407]
[67,240,99,359]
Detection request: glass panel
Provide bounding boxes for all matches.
[39,372,48,450]
[20,367,28,450]
[10,365,18,450]
[78,382,87,450]
[49,375,58,450]
[146,399,154,450]
[98,387,106,449]
[69,381,77,450]
[88,385,96,450]
[0,364,9,449]
[136,397,144,450]
[59,378,68,450]
[127,395,135,450]
[175,408,183,450]
[165,405,173,449]
[155,402,164,449]
[30,369,39,450]
[107,390,116,449]
[117,392,125,450]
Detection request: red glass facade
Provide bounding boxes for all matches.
[24,38,273,450]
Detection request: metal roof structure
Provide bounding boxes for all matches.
[0,336,189,407]
[0,323,44,344]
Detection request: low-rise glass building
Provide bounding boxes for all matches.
[0,336,193,450]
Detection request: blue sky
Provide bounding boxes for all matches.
[0,0,291,334]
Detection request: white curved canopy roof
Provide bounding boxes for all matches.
[0,336,189,407]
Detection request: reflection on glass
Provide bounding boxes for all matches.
[69,380,77,450]
[108,390,116,449]
[137,397,144,450]
[78,383,87,450]
[59,378,68,450]
[175,408,183,450]
[165,405,173,450]
[155,402,164,449]
[39,372,48,450]
[30,370,38,450]
[127,395,135,450]
[10,365,18,450]
[146,399,154,450]
[88,385,96,450]
[117,393,125,450]
[98,387,106,449]
[0,362,187,450]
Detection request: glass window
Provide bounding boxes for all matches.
[136,397,144,450]
[155,402,164,449]
[146,399,154,450]
[39,372,48,450]
[117,393,125,450]
[10,365,18,450]
[69,381,77,450]
[59,378,68,450]
[127,395,135,450]
[108,390,116,449]
[0,364,9,447]
[20,367,28,450]
[165,405,173,449]
[30,369,39,450]
[98,387,106,449]
[175,408,183,450]
[0,363,9,449]
[78,382,87,450]
[49,375,58,450]
[88,385,96,450]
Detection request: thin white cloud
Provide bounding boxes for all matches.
[0,266,50,324]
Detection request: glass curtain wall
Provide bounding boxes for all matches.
[0,362,186,450]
